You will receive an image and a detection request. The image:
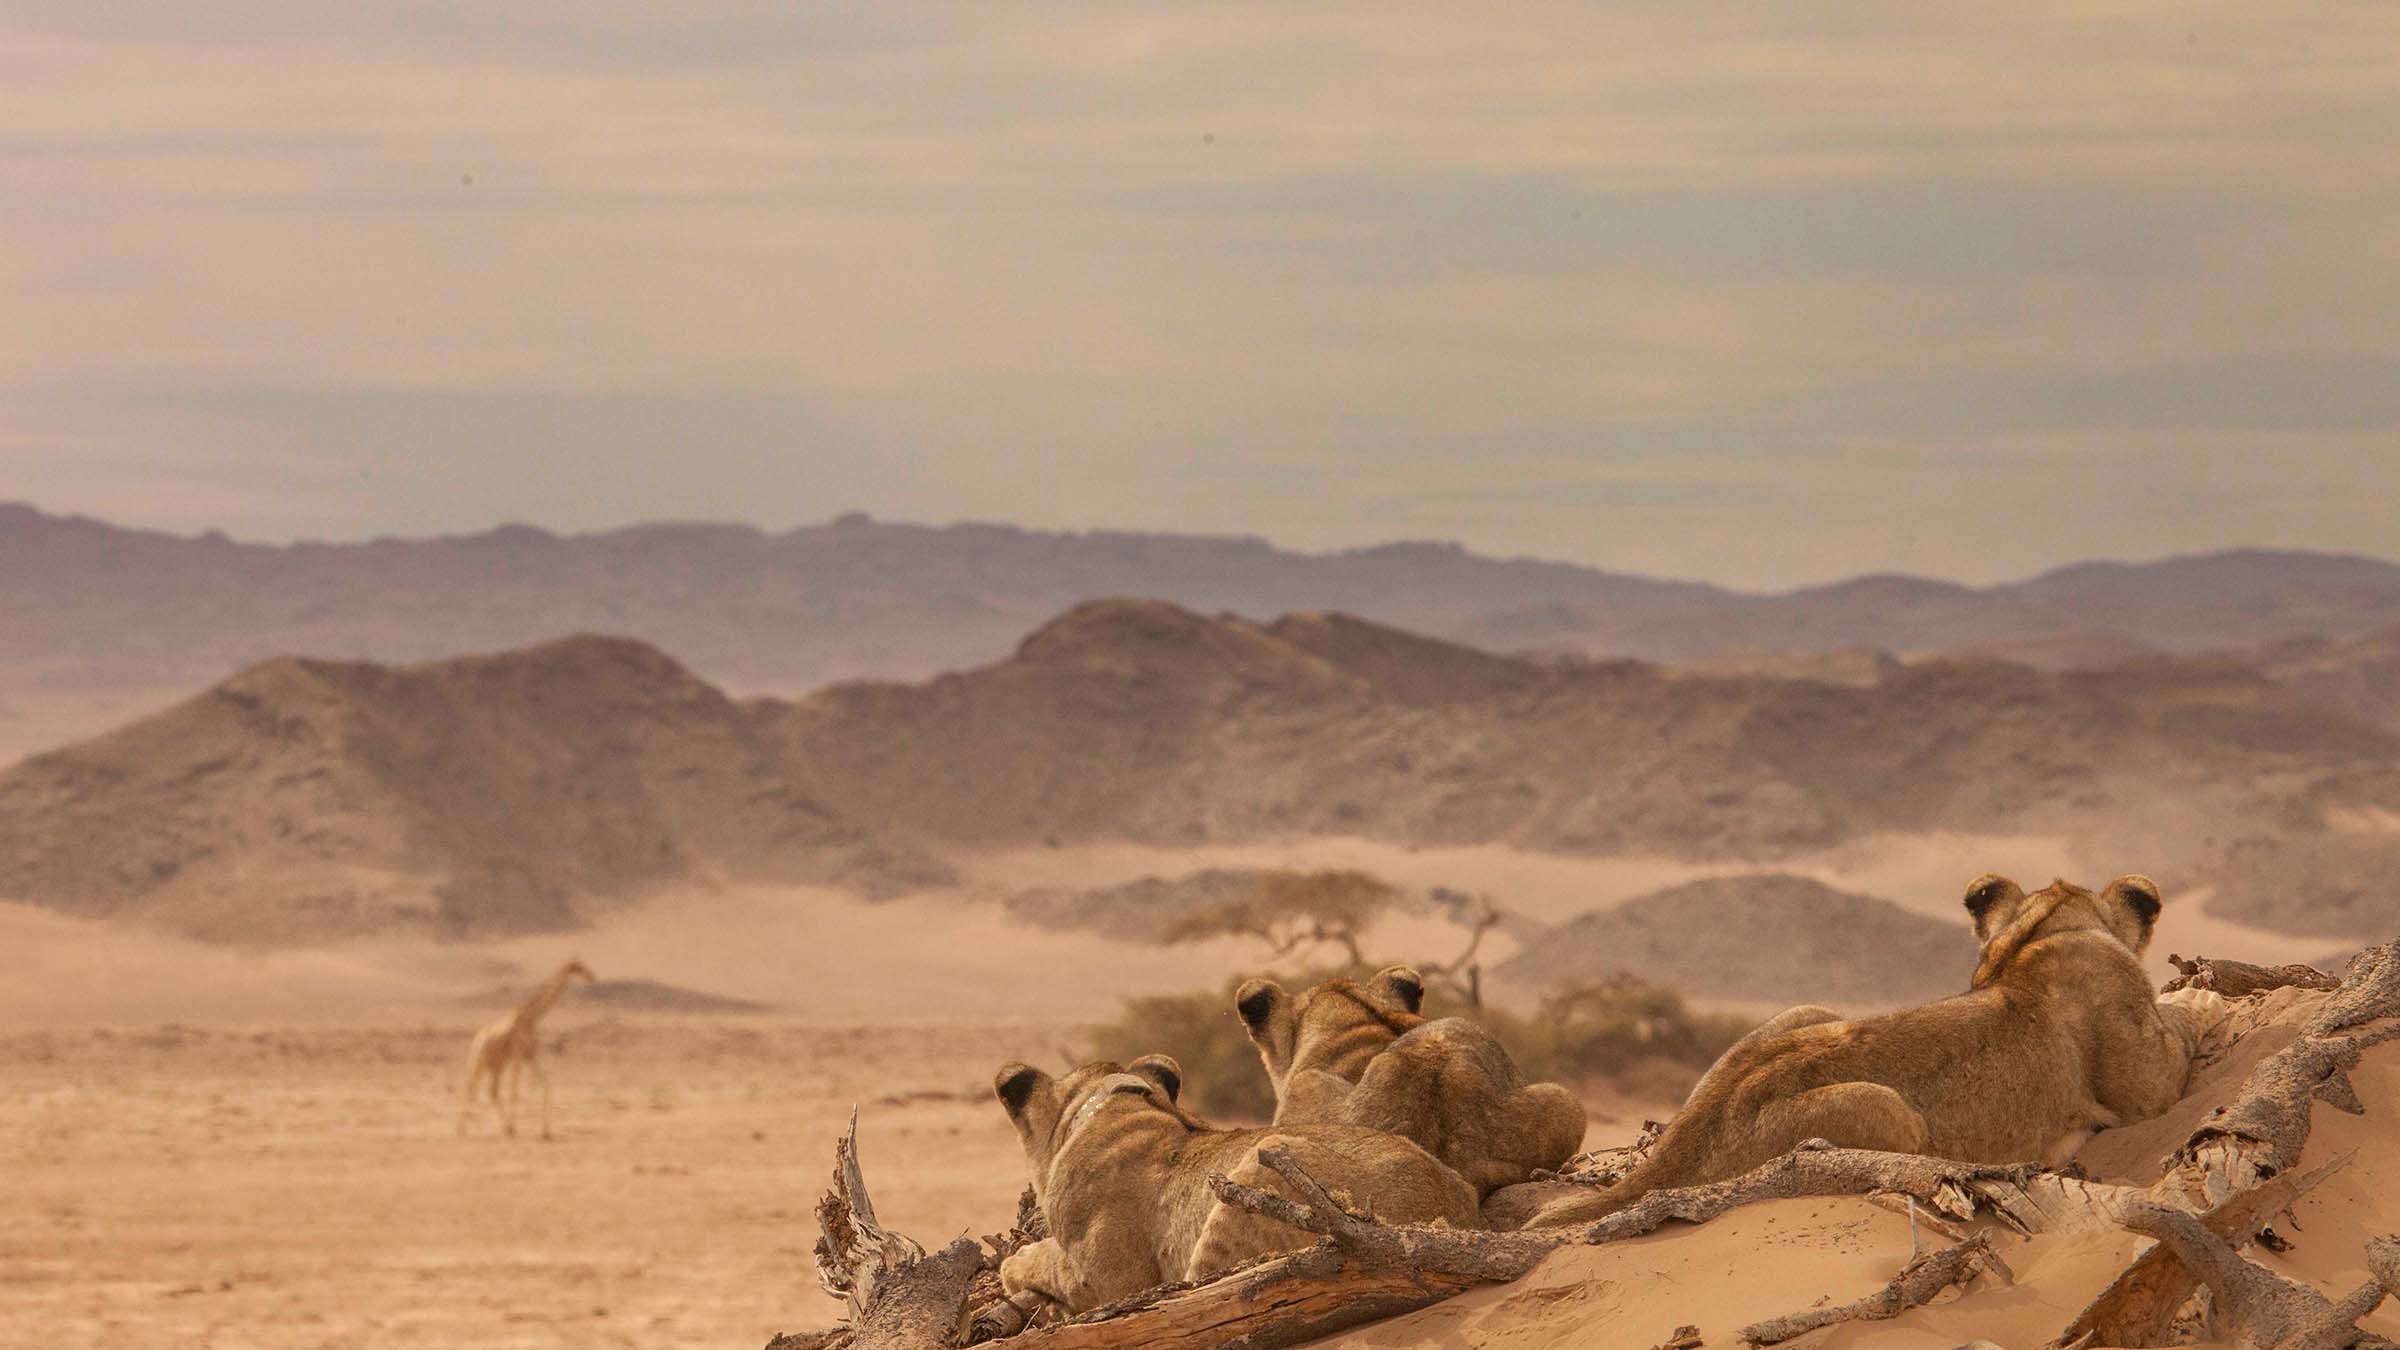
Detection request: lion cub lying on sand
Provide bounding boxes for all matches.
[1529,873,2202,1228]
[1235,965,1586,1194]
[994,1054,1480,1310]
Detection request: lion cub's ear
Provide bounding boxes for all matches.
[1234,978,1288,1039]
[2101,874,2164,947]
[1370,965,1426,1014]
[1962,874,2023,940]
[994,1061,1049,1118]
[1127,1053,1184,1103]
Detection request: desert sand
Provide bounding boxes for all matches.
[0,1009,1663,1349]
[0,862,1672,1350]
[5,846,2390,1348]
[0,1014,1050,1348]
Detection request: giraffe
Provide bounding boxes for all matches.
[457,957,594,1140]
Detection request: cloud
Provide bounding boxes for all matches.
[0,2,2395,585]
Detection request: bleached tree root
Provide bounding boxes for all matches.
[790,1108,983,1350]
[2054,1154,2351,1346]
[2056,939,2400,1348]
[987,1145,2077,1350]
[2166,943,2399,1202]
[2105,1199,2398,1349]
[1736,1231,2013,1345]
[2165,954,2342,998]
[768,1132,2269,1349]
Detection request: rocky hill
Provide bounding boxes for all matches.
[2239,622,2400,730]
[5,600,2397,941]
[775,601,2400,902]
[0,636,948,941]
[1495,873,1975,1006]
[9,500,2400,763]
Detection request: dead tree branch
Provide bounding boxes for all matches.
[1569,1143,2052,1244]
[2157,941,2400,1215]
[2054,1153,2352,1347]
[2106,1199,2398,1350]
[792,1108,982,1350]
[1417,890,1503,1008]
[2053,939,2400,1348]
[2164,954,2342,998]
[975,1143,2061,1350]
[1737,1232,2013,1345]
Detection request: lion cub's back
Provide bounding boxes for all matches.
[1180,1122,1481,1282]
[1248,1123,1482,1224]
[1400,1018,1525,1084]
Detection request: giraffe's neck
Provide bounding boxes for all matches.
[517,965,580,1025]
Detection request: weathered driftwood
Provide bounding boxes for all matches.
[2155,944,2400,1217]
[2165,953,2342,998]
[955,1145,2070,1350]
[993,1249,1485,1350]
[769,1127,2258,1349]
[2054,1154,2352,1347]
[1567,1144,2050,1241]
[2108,1199,2399,1349]
[2051,940,2400,1348]
[1549,1117,1665,1186]
[1737,1232,2012,1345]
[964,1190,1061,1342]
[794,1109,983,1350]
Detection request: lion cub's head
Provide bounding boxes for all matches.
[1234,965,1426,1089]
[1963,873,2163,987]
[993,1054,1189,1181]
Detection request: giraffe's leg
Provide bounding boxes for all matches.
[458,1031,495,1136]
[528,1050,554,1141]
[464,1063,499,1136]
[502,1056,522,1137]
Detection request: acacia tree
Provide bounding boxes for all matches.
[1159,869,1393,966]
[1160,871,1501,1009]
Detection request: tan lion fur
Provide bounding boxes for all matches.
[1235,965,1587,1196]
[992,1053,1480,1310]
[1526,873,2200,1229]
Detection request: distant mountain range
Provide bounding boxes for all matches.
[8,500,2400,763]
[5,598,2395,942]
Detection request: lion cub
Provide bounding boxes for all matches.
[993,1053,1480,1311]
[1234,966,1586,1195]
[1529,874,2201,1228]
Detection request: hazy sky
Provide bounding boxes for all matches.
[3,3,2395,587]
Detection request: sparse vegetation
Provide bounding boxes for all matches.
[1094,871,1752,1117]
[1083,973,1301,1119]
[1158,869,1396,965]
[1083,964,1754,1121]
[1479,975,1755,1103]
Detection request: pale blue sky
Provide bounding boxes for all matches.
[3,2,2394,585]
